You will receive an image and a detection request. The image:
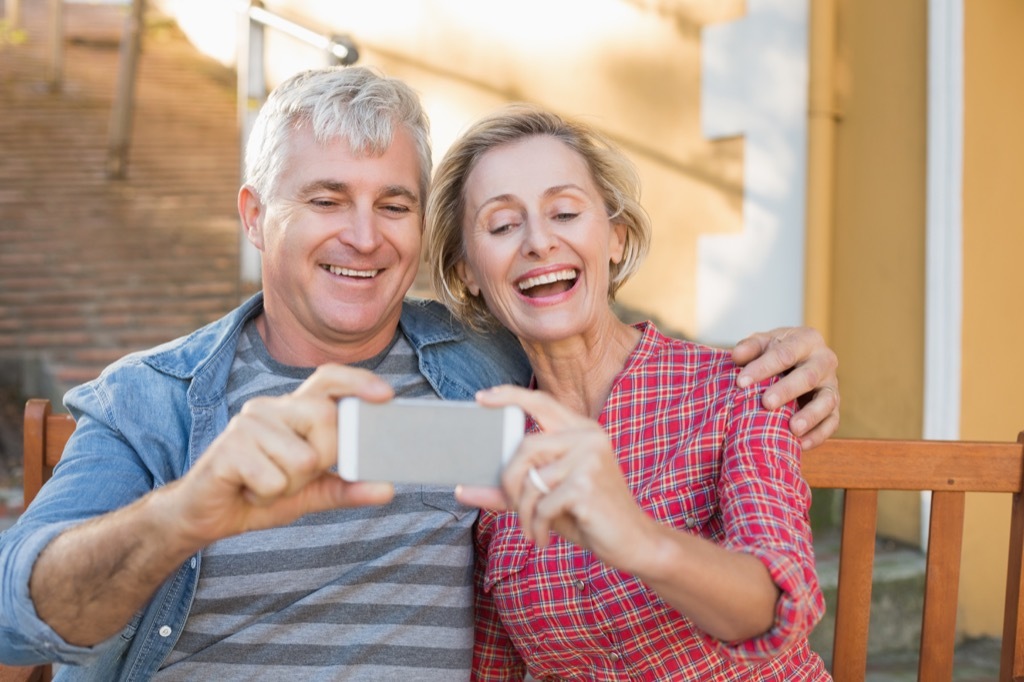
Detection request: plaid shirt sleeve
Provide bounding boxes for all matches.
[701,377,825,664]
[471,513,527,682]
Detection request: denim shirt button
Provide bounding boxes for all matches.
[158,625,172,638]
[190,556,197,570]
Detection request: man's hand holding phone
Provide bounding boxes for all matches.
[167,364,397,546]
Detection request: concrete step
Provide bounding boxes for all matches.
[810,530,928,663]
[809,529,999,680]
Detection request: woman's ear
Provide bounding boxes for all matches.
[455,261,481,297]
[238,185,266,251]
[609,221,628,265]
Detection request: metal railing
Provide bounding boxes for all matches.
[107,0,144,179]
[236,0,359,288]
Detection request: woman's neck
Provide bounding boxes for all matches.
[522,316,642,420]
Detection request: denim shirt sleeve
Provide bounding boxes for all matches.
[0,517,109,665]
[0,382,134,664]
[0,364,193,667]
[0,296,250,676]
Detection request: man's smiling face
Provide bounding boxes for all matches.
[243,124,423,363]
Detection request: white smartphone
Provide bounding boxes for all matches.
[337,397,525,486]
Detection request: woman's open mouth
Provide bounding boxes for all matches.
[516,268,578,298]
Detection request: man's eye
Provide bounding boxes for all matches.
[310,198,337,208]
[382,204,412,215]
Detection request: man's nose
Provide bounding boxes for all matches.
[338,208,384,252]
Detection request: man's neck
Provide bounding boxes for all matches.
[254,311,401,368]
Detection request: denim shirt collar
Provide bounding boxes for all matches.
[140,293,263,412]
[137,292,508,404]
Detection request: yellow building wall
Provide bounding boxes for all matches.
[958,0,1024,637]
[245,0,750,336]
[830,0,927,544]
[829,0,1024,637]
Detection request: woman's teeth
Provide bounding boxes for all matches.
[517,269,577,292]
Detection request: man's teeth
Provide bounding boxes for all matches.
[518,269,576,291]
[326,265,379,278]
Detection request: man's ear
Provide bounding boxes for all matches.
[238,185,266,251]
[455,261,480,296]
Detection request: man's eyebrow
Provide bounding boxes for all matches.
[297,180,349,196]
[294,181,419,207]
[379,185,420,207]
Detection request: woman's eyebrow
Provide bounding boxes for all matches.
[472,194,518,222]
[472,184,587,222]
[542,183,586,199]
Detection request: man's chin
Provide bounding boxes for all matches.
[324,306,401,340]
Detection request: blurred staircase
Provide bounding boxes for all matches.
[0,0,243,406]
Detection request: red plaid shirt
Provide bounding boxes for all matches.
[473,323,829,681]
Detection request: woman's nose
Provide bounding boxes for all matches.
[522,220,558,258]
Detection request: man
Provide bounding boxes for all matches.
[0,66,838,680]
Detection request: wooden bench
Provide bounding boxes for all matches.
[0,398,71,682]
[2,398,1022,680]
[802,436,1024,681]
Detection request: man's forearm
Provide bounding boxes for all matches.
[29,487,199,647]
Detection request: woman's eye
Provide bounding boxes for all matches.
[489,222,516,235]
[554,212,578,221]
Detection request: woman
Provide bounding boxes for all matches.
[425,104,829,680]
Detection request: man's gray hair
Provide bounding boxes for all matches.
[244,66,432,205]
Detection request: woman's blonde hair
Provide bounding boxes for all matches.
[424,104,652,330]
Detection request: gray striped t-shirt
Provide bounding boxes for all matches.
[156,320,477,681]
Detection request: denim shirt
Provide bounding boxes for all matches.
[0,293,530,680]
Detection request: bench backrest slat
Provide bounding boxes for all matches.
[803,434,1024,681]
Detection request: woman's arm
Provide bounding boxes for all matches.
[463,384,819,645]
